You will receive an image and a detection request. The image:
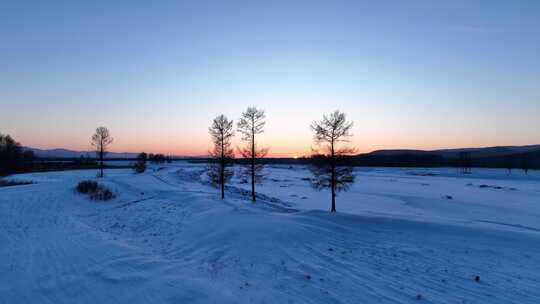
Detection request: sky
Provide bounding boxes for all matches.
[1,0,539,157]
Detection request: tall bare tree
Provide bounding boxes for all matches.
[91,127,113,178]
[208,115,235,199]
[237,107,268,202]
[310,110,356,212]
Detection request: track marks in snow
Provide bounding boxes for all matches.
[2,166,540,303]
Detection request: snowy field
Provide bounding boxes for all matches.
[1,162,540,303]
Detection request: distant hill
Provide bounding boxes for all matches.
[356,145,540,168]
[367,145,540,159]
[24,144,540,169]
[24,147,139,159]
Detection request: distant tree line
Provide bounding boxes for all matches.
[0,133,34,176]
[148,153,173,164]
[134,152,147,173]
[276,151,538,172]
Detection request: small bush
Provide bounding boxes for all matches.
[90,187,115,201]
[76,180,98,194]
[133,161,146,174]
[76,180,114,201]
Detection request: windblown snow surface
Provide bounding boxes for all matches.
[1,162,539,303]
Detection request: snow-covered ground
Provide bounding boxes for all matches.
[1,162,539,303]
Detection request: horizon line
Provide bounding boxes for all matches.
[25,143,540,159]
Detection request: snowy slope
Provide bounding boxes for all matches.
[1,163,539,303]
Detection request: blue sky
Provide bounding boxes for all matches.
[1,0,539,156]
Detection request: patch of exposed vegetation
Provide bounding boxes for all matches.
[76,180,115,201]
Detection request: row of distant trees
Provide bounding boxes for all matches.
[208,107,356,212]
[456,151,532,175]
[0,133,34,176]
[132,152,173,173]
[505,153,533,175]
[90,127,173,176]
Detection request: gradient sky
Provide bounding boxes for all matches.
[1,0,539,157]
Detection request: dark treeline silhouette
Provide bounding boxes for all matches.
[28,158,131,173]
[0,133,34,176]
[520,152,532,174]
[457,152,472,174]
[134,152,147,173]
[352,151,540,171]
[73,154,98,167]
[193,149,540,170]
[148,153,173,164]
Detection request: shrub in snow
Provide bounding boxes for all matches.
[76,180,98,194]
[76,180,115,201]
[90,187,115,201]
[133,161,146,174]
[133,152,147,174]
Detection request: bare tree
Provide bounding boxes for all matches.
[310,110,356,212]
[91,127,113,178]
[237,107,268,202]
[208,115,235,199]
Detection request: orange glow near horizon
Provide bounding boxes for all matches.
[25,136,540,159]
[7,102,540,158]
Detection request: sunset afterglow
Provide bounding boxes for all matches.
[2,1,539,157]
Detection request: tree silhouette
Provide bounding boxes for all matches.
[521,152,531,175]
[91,127,113,178]
[134,152,147,173]
[0,133,33,175]
[208,115,235,199]
[237,107,268,202]
[148,153,167,164]
[458,152,471,174]
[310,110,356,212]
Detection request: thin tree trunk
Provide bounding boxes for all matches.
[331,164,336,212]
[220,133,225,199]
[330,139,336,212]
[100,142,104,178]
[251,126,255,202]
